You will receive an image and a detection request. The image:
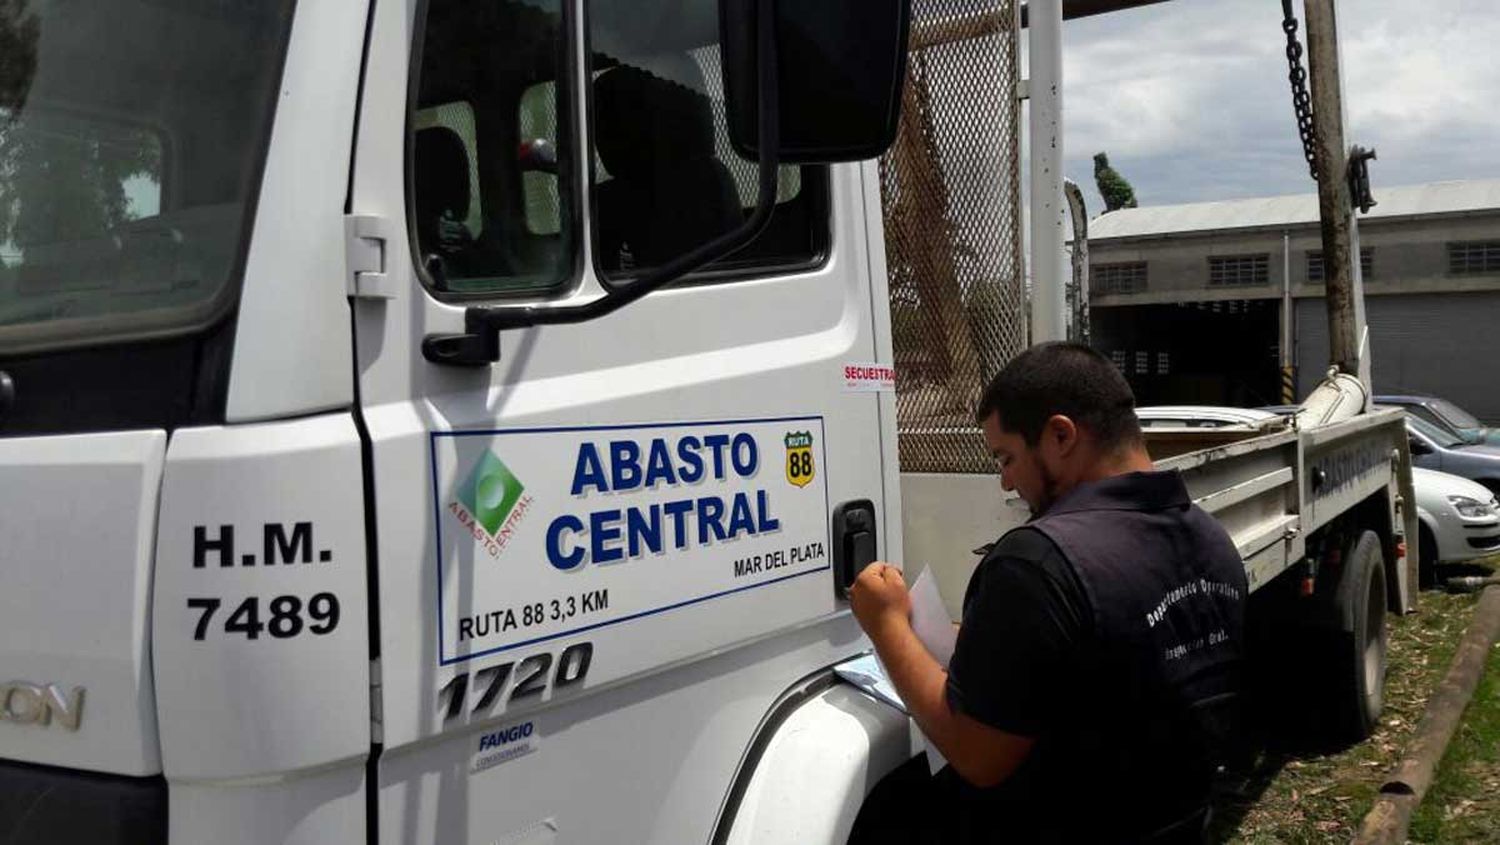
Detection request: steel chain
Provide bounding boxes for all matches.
[1281,0,1319,181]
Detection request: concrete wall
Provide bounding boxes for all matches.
[1088,212,1500,308]
[899,472,1028,621]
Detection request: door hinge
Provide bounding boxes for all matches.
[345,214,398,299]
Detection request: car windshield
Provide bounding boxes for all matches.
[1430,398,1485,433]
[0,0,293,355]
[1408,414,1466,449]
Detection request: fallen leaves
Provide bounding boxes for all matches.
[1216,589,1487,843]
[1443,798,1478,820]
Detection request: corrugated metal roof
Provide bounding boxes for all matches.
[1088,179,1500,241]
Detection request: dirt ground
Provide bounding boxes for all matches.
[1210,580,1489,843]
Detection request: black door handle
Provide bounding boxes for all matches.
[832,499,877,598]
[0,371,14,424]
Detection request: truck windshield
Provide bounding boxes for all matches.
[0,0,293,356]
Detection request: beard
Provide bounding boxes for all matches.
[1027,460,1063,517]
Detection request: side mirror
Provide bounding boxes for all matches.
[1409,437,1433,456]
[719,0,911,163]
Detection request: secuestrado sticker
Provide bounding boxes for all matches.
[843,363,895,392]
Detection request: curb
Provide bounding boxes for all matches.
[1352,586,1500,844]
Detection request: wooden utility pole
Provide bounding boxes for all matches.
[1302,0,1370,394]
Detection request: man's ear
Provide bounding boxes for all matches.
[1046,415,1079,456]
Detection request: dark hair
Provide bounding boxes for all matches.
[975,342,1142,449]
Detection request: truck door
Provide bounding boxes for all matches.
[348,0,890,840]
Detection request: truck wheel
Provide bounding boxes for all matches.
[1331,530,1387,742]
[1418,524,1438,590]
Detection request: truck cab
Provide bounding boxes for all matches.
[0,1,1419,842]
[1,0,914,841]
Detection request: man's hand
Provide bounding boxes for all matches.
[849,561,912,639]
[848,560,1036,788]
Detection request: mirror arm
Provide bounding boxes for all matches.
[422,0,782,368]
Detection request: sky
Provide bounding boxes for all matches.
[1061,0,1500,216]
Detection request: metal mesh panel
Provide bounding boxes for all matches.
[880,1,1025,473]
[601,48,801,207]
[691,46,803,207]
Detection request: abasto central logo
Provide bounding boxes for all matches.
[450,450,535,559]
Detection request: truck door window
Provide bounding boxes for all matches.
[412,101,484,241]
[411,0,577,297]
[586,1,828,282]
[518,83,562,237]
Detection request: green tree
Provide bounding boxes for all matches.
[1094,151,1138,212]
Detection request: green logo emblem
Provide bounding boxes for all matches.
[456,451,526,537]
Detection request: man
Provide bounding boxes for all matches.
[850,342,1246,843]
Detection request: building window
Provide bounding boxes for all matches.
[1307,247,1373,282]
[1092,261,1147,294]
[1208,254,1269,287]
[1448,241,1500,276]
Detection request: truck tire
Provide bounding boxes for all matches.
[1418,524,1438,589]
[1331,530,1387,742]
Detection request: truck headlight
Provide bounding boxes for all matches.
[1448,495,1496,519]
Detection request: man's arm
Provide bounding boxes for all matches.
[850,564,1035,788]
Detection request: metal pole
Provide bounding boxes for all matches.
[1282,230,1295,402]
[1028,0,1066,344]
[1303,0,1370,399]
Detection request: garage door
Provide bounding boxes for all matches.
[1296,291,1500,422]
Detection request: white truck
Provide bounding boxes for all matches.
[0,0,1415,842]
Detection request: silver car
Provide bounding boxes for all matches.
[1404,413,1500,498]
[1377,394,1500,447]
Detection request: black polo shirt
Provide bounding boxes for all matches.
[944,470,1247,843]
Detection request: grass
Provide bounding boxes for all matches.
[1210,587,1484,843]
[1407,635,1500,842]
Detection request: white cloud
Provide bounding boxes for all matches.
[1053,0,1500,216]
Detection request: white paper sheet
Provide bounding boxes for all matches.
[833,654,906,712]
[909,567,954,774]
[833,654,949,775]
[835,567,957,775]
[909,567,957,669]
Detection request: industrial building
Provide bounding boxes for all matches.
[1086,179,1500,420]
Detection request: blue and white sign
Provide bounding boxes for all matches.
[430,417,830,665]
[471,720,538,774]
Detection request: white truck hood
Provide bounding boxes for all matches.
[0,430,163,775]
